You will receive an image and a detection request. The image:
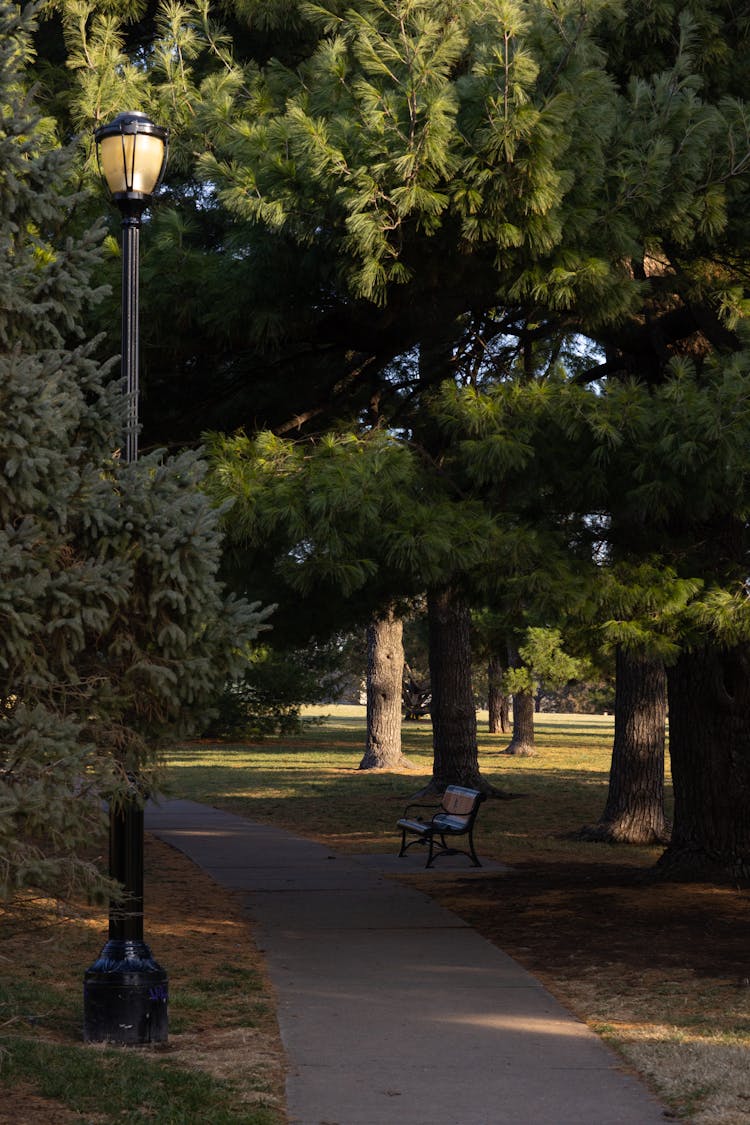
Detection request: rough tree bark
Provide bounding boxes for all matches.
[359,606,414,770]
[503,641,536,755]
[423,585,489,792]
[487,653,509,734]
[658,643,750,881]
[581,648,669,844]
[504,690,536,756]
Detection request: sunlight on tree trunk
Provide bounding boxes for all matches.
[581,648,669,845]
[359,606,414,770]
[504,690,536,756]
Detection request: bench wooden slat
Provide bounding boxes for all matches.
[432,812,471,833]
[396,818,432,835]
[442,789,477,816]
[396,785,485,868]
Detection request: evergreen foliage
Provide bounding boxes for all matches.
[206,424,497,628]
[204,637,356,739]
[31,0,750,869]
[504,626,582,698]
[0,1,267,901]
[198,0,619,306]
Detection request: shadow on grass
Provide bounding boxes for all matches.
[163,712,669,861]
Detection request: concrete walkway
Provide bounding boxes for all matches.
[146,799,671,1125]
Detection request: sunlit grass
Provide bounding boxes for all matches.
[163,707,670,868]
[161,709,750,1125]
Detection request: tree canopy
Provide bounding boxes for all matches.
[22,0,750,875]
[0,0,267,900]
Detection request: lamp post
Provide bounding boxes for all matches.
[83,112,169,1046]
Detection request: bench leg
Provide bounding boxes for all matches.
[467,827,481,867]
[427,831,482,868]
[399,829,430,857]
[401,830,481,868]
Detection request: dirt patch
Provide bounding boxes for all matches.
[0,1085,84,1125]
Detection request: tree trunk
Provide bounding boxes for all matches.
[424,585,487,792]
[487,654,509,734]
[504,690,536,756]
[502,639,536,755]
[581,648,669,844]
[359,607,414,770]
[657,643,750,881]
[402,662,431,721]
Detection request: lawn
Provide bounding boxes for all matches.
[162,707,750,1125]
[0,839,285,1124]
[3,709,748,1124]
[163,708,662,866]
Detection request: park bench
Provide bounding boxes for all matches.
[397,785,485,868]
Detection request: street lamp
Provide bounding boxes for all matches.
[83,111,169,1045]
[92,110,168,461]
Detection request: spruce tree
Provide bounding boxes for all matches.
[0,0,266,901]
[41,0,750,875]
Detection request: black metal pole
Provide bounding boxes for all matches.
[109,789,144,942]
[83,203,168,1045]
[121,210,140,465]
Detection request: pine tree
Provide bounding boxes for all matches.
[581,648,669,846]
[471,611,511,734]
[486,654,510,734]
[545,354,750,873]
[206,424,516,789]
[0,1,266,901]
[37,0,621,444]
[502,628,582,757]
[359,604,414,771]
[573,560,698,846]
[40,0,750,875]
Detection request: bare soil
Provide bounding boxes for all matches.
[432,861,749,987]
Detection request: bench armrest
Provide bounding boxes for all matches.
[401,801,440,819]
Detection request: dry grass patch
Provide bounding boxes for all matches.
[0,837,285,1124]
[426,863,750,1125]
[163,709,750,1123]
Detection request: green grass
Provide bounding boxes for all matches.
[0,1036,278,1124]
[163,707,670,868]
[0,709,669,1124]
[0,848,284,1122]
[162,710,750,1125]
[168,962,267,1034]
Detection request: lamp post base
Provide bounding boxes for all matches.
[83,939,168,1045]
